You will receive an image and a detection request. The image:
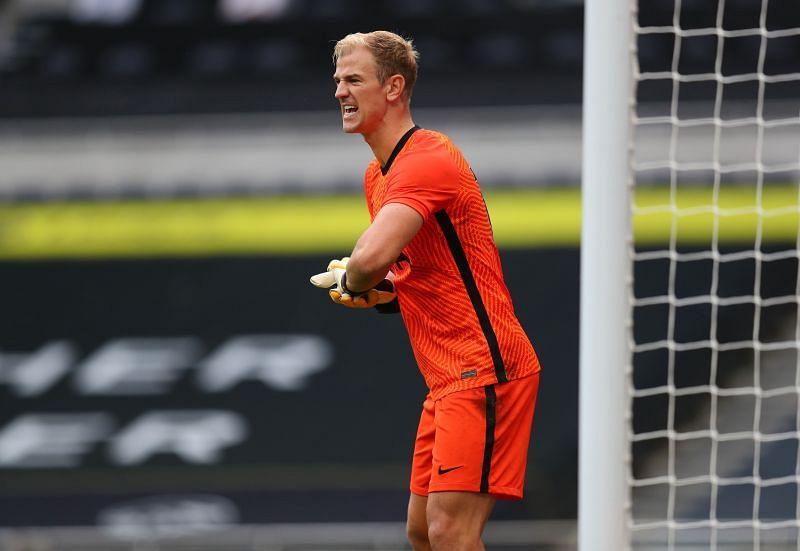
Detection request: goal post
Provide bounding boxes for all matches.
[582,0,800,549]
[579,0,634,550]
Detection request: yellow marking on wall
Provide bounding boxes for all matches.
[633,185,799,245]
[0,186,796,259]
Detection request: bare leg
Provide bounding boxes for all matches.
[426,491,496,551]
[407,492,432,551]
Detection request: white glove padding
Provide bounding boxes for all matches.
[310,257,396,309]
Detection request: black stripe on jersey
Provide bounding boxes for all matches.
[481,385,497,493]
[381,125,420,176]
[434,211,508,384]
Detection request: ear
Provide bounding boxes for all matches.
[385,74,407,102]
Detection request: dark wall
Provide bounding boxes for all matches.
[1,1,584,117]
[4,1,799,117]
[0,248,580,527]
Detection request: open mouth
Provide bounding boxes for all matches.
[343,105,358,115]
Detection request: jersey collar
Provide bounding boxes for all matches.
[381,125,420,176]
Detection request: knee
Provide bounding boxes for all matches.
[426,510,463,549]
[406,516,430,550]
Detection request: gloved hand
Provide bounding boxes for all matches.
[310,257,396,309]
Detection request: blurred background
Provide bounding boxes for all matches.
[0,1,584,549]
[0,0,798,550]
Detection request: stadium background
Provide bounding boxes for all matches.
[0,0,798,549]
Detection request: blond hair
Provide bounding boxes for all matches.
[333,31,420,100]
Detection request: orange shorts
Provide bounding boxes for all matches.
[409,372,539,500]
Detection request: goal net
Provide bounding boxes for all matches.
[628,1,800,549]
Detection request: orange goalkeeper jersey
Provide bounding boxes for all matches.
[364,127,540,400]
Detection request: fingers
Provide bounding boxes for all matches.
[374,289,396,304]
[310,271,337,288]
[329,289,379,308]
[313,258,396,310]
[326,257,349,271]
[359,291,380,307]
[311,258,346,289]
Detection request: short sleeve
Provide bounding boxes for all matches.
[382,146,461,220]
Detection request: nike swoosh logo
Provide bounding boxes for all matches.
[438,465,463,475]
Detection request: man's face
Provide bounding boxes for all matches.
[333,46,389,135]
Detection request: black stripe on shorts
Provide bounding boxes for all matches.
[481,384,497,493]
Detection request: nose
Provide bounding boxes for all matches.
[334,81,348,99]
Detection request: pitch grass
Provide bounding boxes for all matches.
[0,186,796,259]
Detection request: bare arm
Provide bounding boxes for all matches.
[345,202,423,293]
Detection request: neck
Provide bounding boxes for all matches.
[363,113,416,167]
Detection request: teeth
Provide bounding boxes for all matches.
[344,106,357,113]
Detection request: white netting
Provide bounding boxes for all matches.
[629,1,800,549]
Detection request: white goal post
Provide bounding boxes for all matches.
[579,0,633,550]
[581,0,800,550]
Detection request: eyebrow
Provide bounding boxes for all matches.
[333,72,362,82]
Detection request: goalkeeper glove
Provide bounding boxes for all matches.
[309,257,396,309]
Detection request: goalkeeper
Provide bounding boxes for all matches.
[311,31,541,551]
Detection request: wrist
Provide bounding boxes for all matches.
[341,272,368,297]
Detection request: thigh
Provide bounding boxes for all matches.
[407,491,429,532]
[426,491,495,533]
